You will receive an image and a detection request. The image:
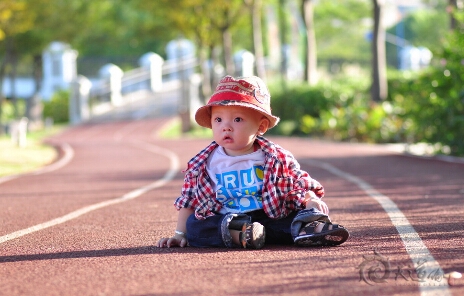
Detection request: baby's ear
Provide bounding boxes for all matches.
[258,117,270,135]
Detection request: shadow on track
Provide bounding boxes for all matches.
[0,245,231,263]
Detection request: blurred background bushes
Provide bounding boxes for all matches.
[42,90,70,123]
[269,25,464,156]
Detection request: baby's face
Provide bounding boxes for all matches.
[210,105,264,156]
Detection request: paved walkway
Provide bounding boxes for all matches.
[0,115,463,296]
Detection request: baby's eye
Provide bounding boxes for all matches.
[214,117,222,123]
[234,117,243,122]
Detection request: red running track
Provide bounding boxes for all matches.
[1,118,463,296]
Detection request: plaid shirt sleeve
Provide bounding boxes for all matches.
[259,137,324,219]
[174,142,222,219]
[175,169,201,210]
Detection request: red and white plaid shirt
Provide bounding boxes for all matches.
[174,136,324,220]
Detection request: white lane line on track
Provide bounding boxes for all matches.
[0,143,75,185]
[0,140,179,244]
[305,160,450,296]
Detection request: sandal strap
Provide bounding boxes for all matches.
[300,221,320,235]
[320,222,332,232]
[300,221,345,235]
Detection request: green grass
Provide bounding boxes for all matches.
[0,125,66,177]
[158,118,212,139]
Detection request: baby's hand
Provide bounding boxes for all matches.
[157,233,188,248]
[304,194,329,215]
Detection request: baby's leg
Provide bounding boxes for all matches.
[185,213,228,247]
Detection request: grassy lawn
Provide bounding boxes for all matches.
[0,125,66,177]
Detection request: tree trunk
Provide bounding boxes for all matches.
[278,0,288,83]
[26,55,44,130]
[302,0,318,85]
[220,5,235,76]
[9,48,18,119]
[371,0,387,102]
[222,28,235,75]
[0,56,6,135]
[448,0,458,30]
[198,45,211,103]
[250,0,266,80]
[0,37,14,134]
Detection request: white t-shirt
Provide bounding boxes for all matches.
[206,146,265,214]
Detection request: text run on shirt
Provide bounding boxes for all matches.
[215,165,264,213]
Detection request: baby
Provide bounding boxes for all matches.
[157,75,349,249]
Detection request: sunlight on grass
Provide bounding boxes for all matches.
[0,125,66,177]
[158,117,212,139]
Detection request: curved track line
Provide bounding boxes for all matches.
[0,141,179,244]
[0,143,74,185]
[305,160,450,295]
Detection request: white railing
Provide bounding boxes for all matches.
[88,55,198,106]
[70,51,255,124]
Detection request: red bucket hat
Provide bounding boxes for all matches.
[195,75,280,129]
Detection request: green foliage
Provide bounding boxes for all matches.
[74,0,174,57]
[1,0,461,158]
[388,28,464,156]
[270,23,464,156]
[0,99,26,122]
[315,0,371,63]
[269,76,398,143]
[43,90,69,123]
[405,9,448,51]
[0,0,35,40]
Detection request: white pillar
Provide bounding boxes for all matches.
[166,39,196,80]
[189,73,202,123]
[70,75,92,125]
[10,117,29,147]
[241,51,255,77]
[234,50,255,77]
[99,64,123,106]
[139,52,164,92]
[41,41,78,100]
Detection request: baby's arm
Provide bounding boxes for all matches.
[157,207,194,248]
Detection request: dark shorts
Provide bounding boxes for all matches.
[186,208,330,248]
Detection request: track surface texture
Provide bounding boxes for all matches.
[1,117,463,296]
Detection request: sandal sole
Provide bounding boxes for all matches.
[294,228,349,247]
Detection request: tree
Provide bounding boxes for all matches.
[371,0,387,102]
[136,0,220,97]
[448,0,459,29]
[136,0,252,96]
[244,0,267,80]
[0,0,35,131]
[314,0,370,63]
[277,0,289,83]
[1,0,98,128]
[210,1,247,75]
[301,0,317,85]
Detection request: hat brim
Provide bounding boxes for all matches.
[195,101,280,129]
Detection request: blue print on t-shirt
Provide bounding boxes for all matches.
[215,165,264,213]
